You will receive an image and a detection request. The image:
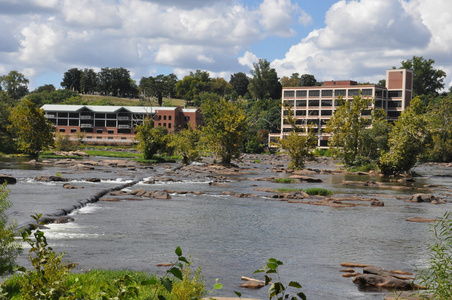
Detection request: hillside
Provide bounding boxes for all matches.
[79,94,191,108]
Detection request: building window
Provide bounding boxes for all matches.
[95,113,105,118]
[96,129,103,134]
[375,100,383,107]
[308,90,320,97]
[321,100,332,107]
[106,120,116,127]
[169,116,172,120]
[296,90,307,97]
[185,116,190,121]
[97,136,102,139]
[108,137,113,140]
[321,110,332,116]
[308,100,319,106]
[71,129,77,133]
[348,89,360,96]
[158,123,161,126]
[69,113,78,118]
[295,110,306,116]
[95,120,105,127]
[321,90,333,97]
[108,130,114,134]
[58,112,68,118]
[59,128,66,133]
[168,123,172,129]
[296,100,306,107]
[334,90,346,97]
[69,119,79,126]
[388,91,402,98]
[362,89,373,96]
[387,111,401,118]
[388,101,402,107]
[308,110,319,116]
[284,100,294,106]
[375,90,383,98]
[284,91,295,98]
[107,114,116,119]
[163,115,167,120]
[57,119,68,126]
[121,137,127,140]
[335,99,346,106]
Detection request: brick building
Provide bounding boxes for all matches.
[271,69,413,147]
[41,104,202,144]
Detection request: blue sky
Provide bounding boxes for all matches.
[0,0,451,91]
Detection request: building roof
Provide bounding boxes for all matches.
[41,104,182,114]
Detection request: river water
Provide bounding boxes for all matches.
[1,156,452,299]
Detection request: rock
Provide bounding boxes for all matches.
[409,194,436,203]
[342,273,359,278]
[238,281,264,289]
[363,267,414,280]
[0,175,17,184]
[63,183,83,189]
[341,262,373,268]
[100,197,122,202]
[130,189,147,196]
[340,268,355,273]
[35,175,68,182]
[86,178,101,182]
[157,263,173,267]
[153,191,171,199]
[370,199,384,207]
[55,216,75,224]
[352,274,416,290]
[110,190,128,196]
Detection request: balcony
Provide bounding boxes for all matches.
[80,124,93,128]
[118,116,130,121]
[44,114,55,118]
[80,115,93,120]
[118,125,131,129]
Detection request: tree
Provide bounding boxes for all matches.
[325,94,387,167]
[135,118,170,159]
[170,128,202,164]
[61,68,82,92]
[279,107,317,169]
[0,92,15,153]
[140,74,178,106]
[401,56,446,99]
[80,68,97,94]
[423,96,452,162]
[281,73,318,87]
[0,183,22,275]
[0,70,29,100]
[248,58,281,100]
[201,98,248,166]
[229,72,250,97]
[8,100,54,156]
[33,84,56,93]
[379,97,429,175]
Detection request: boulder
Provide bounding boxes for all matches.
[0,175,16,184]
[405,216,438,223]
[238,281,264,289]
[110,190,128,196]
[352,274,416,290]
[409,194,436,203]
[63,183,83,189]
[341,262,373,268]
[35,175,68,182]
[289,175,322,182]
[363,267,413,280]
[55,216,75,224]
[130,189,147,196]
[153,191,171,199]
[370,199,384,207]
[86,178,101,182]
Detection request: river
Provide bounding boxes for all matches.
[1,155,451,299]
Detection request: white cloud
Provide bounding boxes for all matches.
[238,51,258,69]
[273,0,452,88]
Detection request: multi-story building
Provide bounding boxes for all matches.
[271,69,413,147]
[41,104,202,144]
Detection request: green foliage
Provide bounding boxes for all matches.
[273,178,296,184]
[53,134,80,151]
[304,188,332,196]
[253,258,306,300]
[416,212,452,299]
[248,58,281,100]
[326,94,387,168]
[313,148,330,157]
[276,188,304,193]
[379,97,429,175]
[423,96,452,162]
[0,183,22,275]
[135,118,171,159]
[401,56,446,100]
[0,71,29,101]
[201,98,249,166]
[7,99,54,156]
[280,73,317,87]
[0,98,15,154]
[170,127,202,164]
[18,214,75,300]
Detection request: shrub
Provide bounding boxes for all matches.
[274,178,296,184]
[304,188,332,196]
[416,212,452,299]
[0,182,22,275]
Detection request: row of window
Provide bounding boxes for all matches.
[284,99,400,108]
[283,89,374,98]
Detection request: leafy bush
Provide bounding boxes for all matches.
[304,188,332,196]
[0,183,22,275]
[416,212,452,299]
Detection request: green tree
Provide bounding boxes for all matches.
[229,72,249,97]
[326,94,387,167]
[0,70,29,101]
[80,68,97,94]
[8,100,54,156]
[248,58,281,100]
[278,107,317,169]
[0,182,22,275]
[401,56,446,99]
[140,74,178,106]
[33,84,56,93]
[61,68,82,92]
[379,97,429,175]
[280,73,317,87]
[135,118,170,159]
[424,96,452,162]
[0,93,15,153]
[170,128,202,164]
[201,98,248,166]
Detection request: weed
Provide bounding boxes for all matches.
[304,188,332,196]
[274,178,296,184]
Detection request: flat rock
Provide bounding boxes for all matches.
[353,274,417,290]
[238,281,264,289]
[341,262,373,268]
[35,175,68,182]
[405,216,438,223]
[0,175,16,184]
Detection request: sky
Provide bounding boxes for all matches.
[1,0,451,91]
